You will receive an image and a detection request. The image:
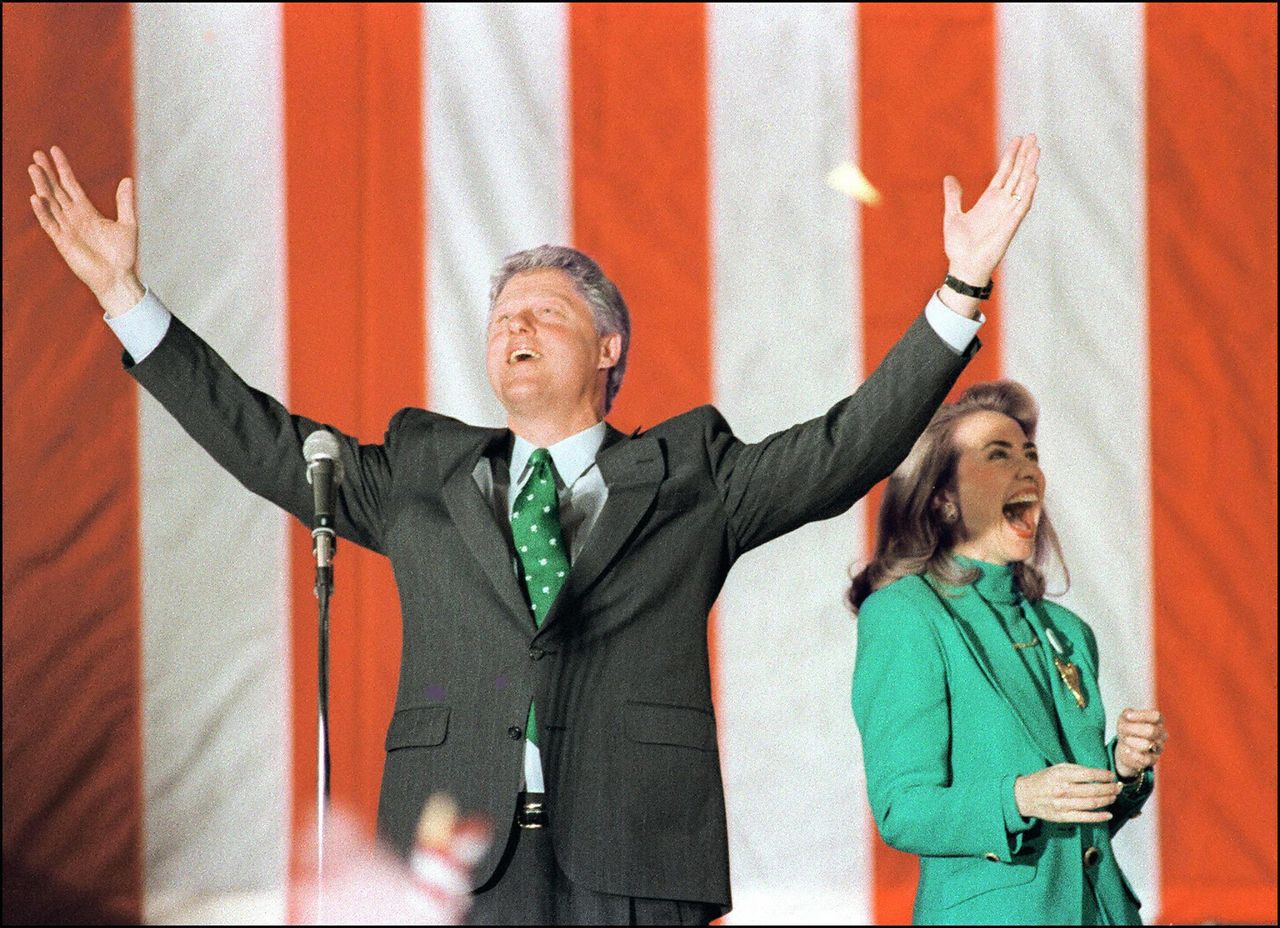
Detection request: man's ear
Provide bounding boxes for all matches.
[598,332,622,370]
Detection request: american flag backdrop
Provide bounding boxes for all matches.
[3,3,1276,924]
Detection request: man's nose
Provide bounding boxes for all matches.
[507,310,534,332]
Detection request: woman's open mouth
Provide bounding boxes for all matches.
[1002,493,1040,540]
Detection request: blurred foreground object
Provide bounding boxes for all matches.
[294,796,491,925]
[826,161,882,205]
[408,794,492,923]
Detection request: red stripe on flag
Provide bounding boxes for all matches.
[283,1,425,900]
[568,4,717,694]
[570,4,711,435]
[1146,4,1278,922]
[1,4,143,923]
[857,4,998,922]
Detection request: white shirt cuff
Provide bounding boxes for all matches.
[104,286,171,363]
[924,290,984,355]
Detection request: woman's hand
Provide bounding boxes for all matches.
[1114,708,1168,781]
[28,146,143,317]
[942,134,1040,295]
[1014,763,1121,823]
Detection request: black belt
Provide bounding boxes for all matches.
[517,791,547,829]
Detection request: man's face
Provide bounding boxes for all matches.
[486,269,619,419]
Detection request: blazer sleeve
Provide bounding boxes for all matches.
[1080,622,1156,834]
[706,311,975,556]
[852,583,1035,861]
[124,313,403,554]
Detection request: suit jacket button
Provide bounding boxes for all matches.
[529,647,544,661]
[508,726,523,740]
[1083,846,1101,868]
[983,852,1000,862]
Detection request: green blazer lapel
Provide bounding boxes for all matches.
[436,426,532,628]
[538,428,663,635]
[925,580,1067,764]
[1024,601,1110,767]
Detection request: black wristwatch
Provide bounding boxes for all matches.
[943,273,993,300]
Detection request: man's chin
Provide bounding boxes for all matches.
[497,381,553,416]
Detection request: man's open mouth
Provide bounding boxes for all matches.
[508,348,542,365]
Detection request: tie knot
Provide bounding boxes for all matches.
[527,448,556,484]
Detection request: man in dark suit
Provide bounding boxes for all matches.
[28,135,1039,924]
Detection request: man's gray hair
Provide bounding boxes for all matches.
[489,245,631,413]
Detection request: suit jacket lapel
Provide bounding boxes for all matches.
[435,425,532,628]
[1023,601,1109,767]
[538,427,664,635]
[926,580,1067,764]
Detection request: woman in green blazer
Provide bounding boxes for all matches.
[850,381,1168,925]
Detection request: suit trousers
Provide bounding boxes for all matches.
[466,810,723,926]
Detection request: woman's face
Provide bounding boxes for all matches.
[946,410,1046,565]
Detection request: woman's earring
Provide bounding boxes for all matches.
[941,501,959,524]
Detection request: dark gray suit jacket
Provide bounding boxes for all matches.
[125,310,974,909]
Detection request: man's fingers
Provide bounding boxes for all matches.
[943,175,962,219]
[29,182,68,233]
[989,136,1021,190]
[1002,135,1031,193]
[32,151,72,210]
[1123,708,1163,724]
[30,193,64,238]
[50,145,88,203]
[1012,147,1040,198]
[28,162,61,206]
[116,178,137,227]
[1011,174,1038,219]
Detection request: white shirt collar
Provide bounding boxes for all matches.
[510,421,608,491]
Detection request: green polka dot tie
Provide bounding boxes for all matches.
[511,448,569,746]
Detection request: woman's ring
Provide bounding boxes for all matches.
[1012,192,1022,201]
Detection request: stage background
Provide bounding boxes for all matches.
[3,3,1276,924]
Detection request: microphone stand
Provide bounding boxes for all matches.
[313,526,335,921]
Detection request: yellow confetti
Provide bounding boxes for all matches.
[826,161,882,206]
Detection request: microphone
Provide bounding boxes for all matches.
[303,430,344,569]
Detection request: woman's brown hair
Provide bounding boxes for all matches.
[848,380,1068,613]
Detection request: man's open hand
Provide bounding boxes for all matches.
[943,133,1040,288]
[29,146,142,316]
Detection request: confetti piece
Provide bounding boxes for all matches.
[826,161,882,205]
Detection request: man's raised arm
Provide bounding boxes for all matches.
[28,145,396,554]
[710,134,1041,554]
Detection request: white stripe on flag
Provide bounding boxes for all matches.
[131,3,290,917]
[997,1,1159,911]
[426,2,570,425]
[710,5,867,922]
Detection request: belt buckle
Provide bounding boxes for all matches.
[518,793,547,830]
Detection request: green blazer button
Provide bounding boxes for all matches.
[1083,846,1101,868]
[983,852,999,862]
